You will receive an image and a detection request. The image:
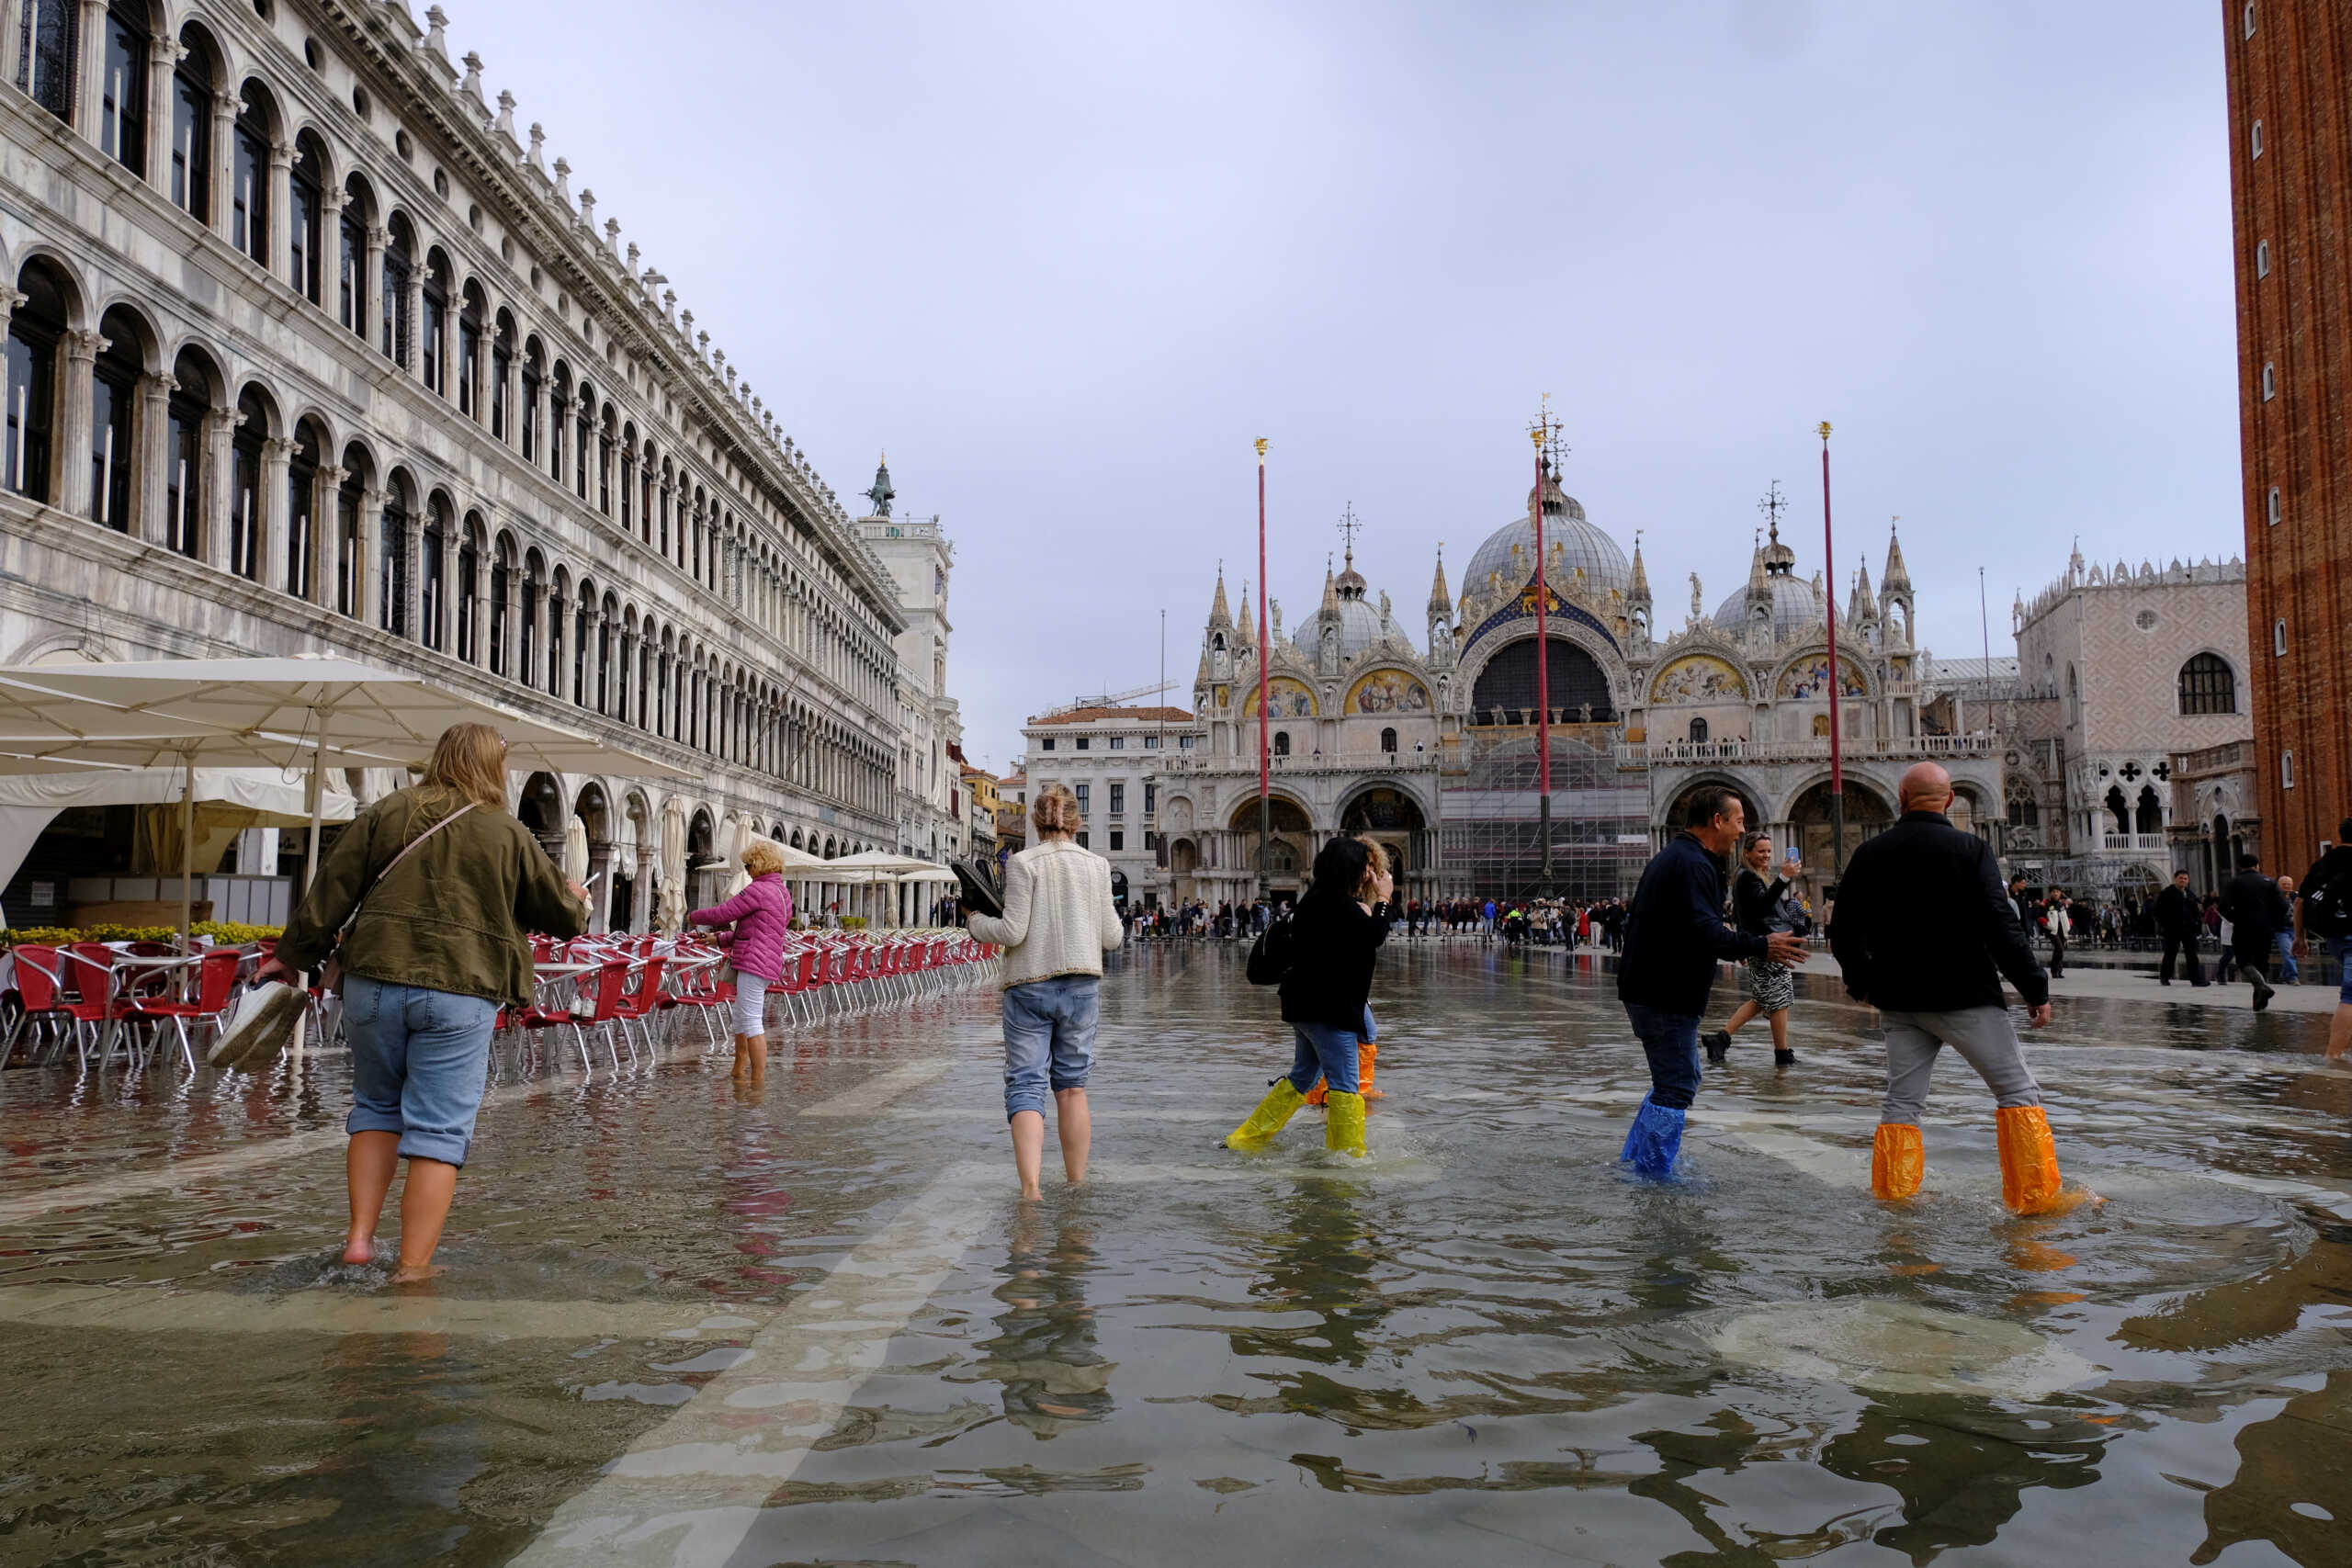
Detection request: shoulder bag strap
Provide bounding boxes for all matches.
[338,803,478,939]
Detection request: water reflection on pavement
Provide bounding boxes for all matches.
[0,942,2348,1566]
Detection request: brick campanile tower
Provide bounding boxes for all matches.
[2225,1,2352,866]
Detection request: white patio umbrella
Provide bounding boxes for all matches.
[562,815,592,886]
[658,796,687,932]
[0,765,357,899]
[0,656,691,936]
[722,818,762,898]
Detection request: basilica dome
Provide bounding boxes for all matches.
[1463,472,1631,605]
[1713,576,1823,639]
[1293,593,1385,658]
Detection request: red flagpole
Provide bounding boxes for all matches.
[1255,437,1271,901]
[1819,421,1846,874]
[1532,425,1552,890]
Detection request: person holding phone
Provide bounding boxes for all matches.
[688,839,796,1083]
[1704,831,1806,1068]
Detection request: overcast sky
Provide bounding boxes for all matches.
[452,1,2237,774]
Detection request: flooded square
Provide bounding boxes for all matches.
[2,943,2348,1566]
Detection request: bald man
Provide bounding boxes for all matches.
[1829,762,2075,1214]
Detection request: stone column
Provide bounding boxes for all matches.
[266,144,292,284]
[469,542,490,663]
[633,841,656,933]
[145,37,178,197]
[318,185,345,315]
[311,464,343,609]
[200,408,235,572]
[530,368,551,471]
[403,503,424,643]
[134,371,173,547]
[59,329,102,519]
[403,266,424,386]
[258,435,290,594]
[356,486,384,627]
[209,91,235,243]
[364,227,386,352]
[75,0,105,150]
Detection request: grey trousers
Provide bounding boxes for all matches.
[1878,1006,2042,1124]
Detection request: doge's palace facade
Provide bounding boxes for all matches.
[0,0,916,927]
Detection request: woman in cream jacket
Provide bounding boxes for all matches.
[965,782,1124,1200]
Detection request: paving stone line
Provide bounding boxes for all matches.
[0,1054,960,1227]
[506,1159,1004,1568]
[0,1281,767,1340]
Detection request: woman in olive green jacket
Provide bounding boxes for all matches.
[264,724,587,1281]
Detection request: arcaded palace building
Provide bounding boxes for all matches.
[0,0,947,926]
[1156,456,2000,907]
[2005,547,2253,898]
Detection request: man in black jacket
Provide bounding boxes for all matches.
[1616,785,1806,1178]
[1832,762,2073,1214]
[2220,852,2286,1010]
[2154,870,2207,987]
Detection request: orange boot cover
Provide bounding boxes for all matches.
[1996,1104,2071,1214]
[1303,1077,1328,1107]
[1871,1123,1923,1201]
[1359,1042,1383,1100]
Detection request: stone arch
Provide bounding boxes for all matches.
[1665,773,1767,835]
[1783,774,1897,866]
[1465,632,1620,722]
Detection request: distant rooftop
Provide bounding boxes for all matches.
[1027,705,1196,728]
[1926,657,2018,683]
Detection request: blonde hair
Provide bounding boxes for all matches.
[422,723,509,811]
[742,840,786,877]
[1357,835,1392,897]
[1032,783,1080,837]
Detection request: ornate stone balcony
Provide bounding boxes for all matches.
[1616,733,2001,769]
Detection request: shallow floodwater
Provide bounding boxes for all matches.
[2,943,2349,1566]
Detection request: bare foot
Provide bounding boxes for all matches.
[341,1235,377,1266]
[1018,1185,1044,1202]
[390,1262,447,1284]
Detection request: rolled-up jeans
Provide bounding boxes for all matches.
[1623,1003,1702,1110]
[343,975,499,1167]
[730,974,771,1036]
[1002,975,1100,1120]
[1284,1021,1362,1096]
[1878,1005,2041,1124]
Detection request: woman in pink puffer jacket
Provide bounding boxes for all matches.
[688,840,795,1081]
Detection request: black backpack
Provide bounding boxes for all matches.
[2303,862,2352,941]
[1246,913,1295,986]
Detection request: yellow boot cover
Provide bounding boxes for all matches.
[1996,1104,2074,1214]
[1871,1122,1923,1201]
[1226,1079,1306,1152]
[1325,1090,1368,1157]
[1358,1042,1383,1100]
[1303,1077,1329,1107]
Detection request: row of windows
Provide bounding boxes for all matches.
[0,257,895,818]
[1065,783,1160,817]
[9,4,896,712]
[1037,733,1187,752]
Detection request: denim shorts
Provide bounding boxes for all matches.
[1002,975,1100,1120]
[2335,938,2352,1005]
[343,975,499,1166]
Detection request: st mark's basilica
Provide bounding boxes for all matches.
[1159,456,2002,907]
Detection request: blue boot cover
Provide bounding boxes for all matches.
[1618,1095,1687,1180]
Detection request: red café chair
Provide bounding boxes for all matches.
[612,954,668,1054]
[62,943,137,1069]
[5,944,72,1063]
[124,950,244,1071]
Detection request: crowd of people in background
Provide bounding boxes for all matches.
[1121,893,1638,949]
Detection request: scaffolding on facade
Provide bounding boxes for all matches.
[1439,732,1648,899]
